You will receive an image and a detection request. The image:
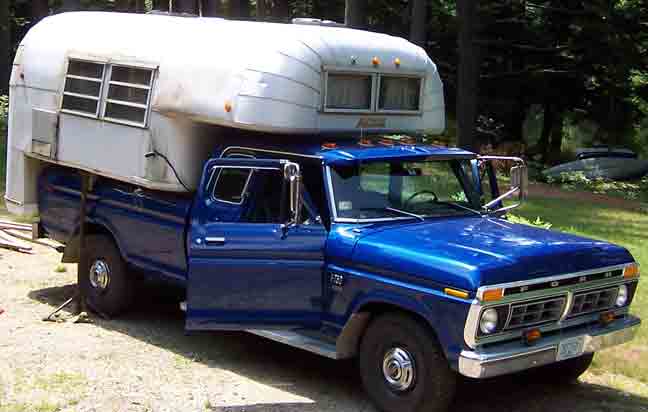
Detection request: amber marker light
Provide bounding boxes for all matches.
[624,263,640,279]
[394,58,401,67]
[224,101,233,113]
[600,311,616,326]
[444,288,469,299]
[524,329,542,345]
[482,288,504,302]
[322,142,337,150]
[372,57,381,67]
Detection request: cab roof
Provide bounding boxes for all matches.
[218,135,476,164]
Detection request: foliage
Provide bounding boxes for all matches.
[547,171,648,203]
[506,214,552,229]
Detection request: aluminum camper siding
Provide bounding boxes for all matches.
[5,12,445,215]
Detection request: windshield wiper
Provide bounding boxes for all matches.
[386,207,425,222]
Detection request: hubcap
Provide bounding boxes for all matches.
[89,259,110,291]
[382,347,415,391]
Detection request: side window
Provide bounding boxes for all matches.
[62,60,105,117]
[213,168,252,204]
[61,59,155,127]
[104,65,154,126]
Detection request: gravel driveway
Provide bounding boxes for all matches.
[1,243,647,412]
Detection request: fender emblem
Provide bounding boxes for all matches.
[550,281,560,287]
[578,276,587,283]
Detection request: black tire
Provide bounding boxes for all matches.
[359,313,456,412]
[80,234,135,317]
[525,353,594,385]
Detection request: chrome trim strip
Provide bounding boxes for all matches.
[458,315,640,379]
[221,146,322,160]
[476,263,629,300]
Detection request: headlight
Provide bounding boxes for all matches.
[479,308,499,334]
[616,284,628,307]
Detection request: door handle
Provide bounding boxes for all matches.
[205,237,226,246]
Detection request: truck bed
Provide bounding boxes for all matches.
[38,166,194,285]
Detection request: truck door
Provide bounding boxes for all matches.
[186,158,327,331]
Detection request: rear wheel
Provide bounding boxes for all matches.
[359,313,456,412]
[81,234,135,317]
[526,353,594,384]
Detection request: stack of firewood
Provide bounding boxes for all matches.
[0,220,34,253]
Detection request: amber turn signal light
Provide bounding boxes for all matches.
[524,329,542,345]
[444,288,469,299]
[600,311,615,325]
[372,57,381,67]
[224,101,233,113]
[482,288,504,302]
[624,263,640,279]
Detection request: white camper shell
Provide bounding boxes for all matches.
[5,11,445,216]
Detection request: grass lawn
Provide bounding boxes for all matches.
[516,197,647,383]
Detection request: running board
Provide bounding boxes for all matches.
[247,330,338,360]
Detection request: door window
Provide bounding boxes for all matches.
[212,168,252,204]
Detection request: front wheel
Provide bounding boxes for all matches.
[359,313,456,412]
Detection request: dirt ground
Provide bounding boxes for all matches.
[1,243,648,412]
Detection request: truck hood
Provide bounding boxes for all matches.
[350,217,633,291]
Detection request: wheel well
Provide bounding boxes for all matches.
[61,223,119,263]
[336,302,437,360]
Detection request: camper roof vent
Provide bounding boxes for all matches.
[292,18,345,27]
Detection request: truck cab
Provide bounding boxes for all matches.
[37,136,641,412]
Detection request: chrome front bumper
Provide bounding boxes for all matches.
[458,315,641,379]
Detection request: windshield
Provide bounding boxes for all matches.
[330,159,480,222]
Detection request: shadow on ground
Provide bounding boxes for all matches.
[29,283,648,412]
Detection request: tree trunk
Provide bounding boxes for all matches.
[135,0,146,12]
[272,0,290,21]
[409,0,427,47]
[229,0,250,18]
[61,0,82,12]
[256,0,267,20]
[548,110,564,165]
[203,0,222,16]
[0,0,9,95]
[345,0,368,29]
[32,0,50,23]
[538,102,554,163]
[152,0,169,11]
[175,0,198,14]
[456,0,481,152]
[114,0,131,12]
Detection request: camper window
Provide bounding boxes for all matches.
[378,76,422,112]
[103,65,154,126]
[61,59,154,127]
[325,73,373,111]
[61,60,105,116]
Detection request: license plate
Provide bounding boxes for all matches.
[556,335,586,361]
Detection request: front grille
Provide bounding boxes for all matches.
[505,297,566,330]
[569,287,617,317]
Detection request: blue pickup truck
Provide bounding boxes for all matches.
[38,136,641,412]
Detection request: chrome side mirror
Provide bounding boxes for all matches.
[284,162,302,226]
[510,165,528,201]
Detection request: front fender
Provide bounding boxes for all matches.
[328,264,472,364]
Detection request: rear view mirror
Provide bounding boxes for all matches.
[284,162,302,226]
[510,165,529,201]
